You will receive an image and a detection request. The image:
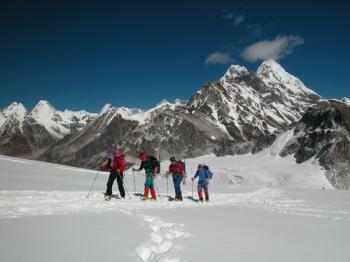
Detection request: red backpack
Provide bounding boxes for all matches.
[112,151,127,172]
[170,161,185,175]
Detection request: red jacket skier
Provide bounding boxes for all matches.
[101,148,127,200]
[168,156,186,201]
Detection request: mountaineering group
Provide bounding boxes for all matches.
[99,146,214,202]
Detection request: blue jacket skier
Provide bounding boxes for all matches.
[192,164,213,202]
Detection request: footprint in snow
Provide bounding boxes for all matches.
[135,215,190,262]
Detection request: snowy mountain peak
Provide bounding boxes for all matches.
[341,97,350,106]
[31,100,56,117]
[1,102,28,119]
[256,60,316,95]
[256,60,284,75]
[0,102,28,130]
[27,100,96,139]
[220,64,249,81]
[99,104,114,115]
[154,99,180,109]
[34,100,55,109]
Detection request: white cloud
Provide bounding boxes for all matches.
[205,52,234,66]
[222,12,234,20]
[245,24,263,38]
[234,14,245,27]
[221,11,245,27]
[241,35,304,62]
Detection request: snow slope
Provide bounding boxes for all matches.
[1,154,349,262]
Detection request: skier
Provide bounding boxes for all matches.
[191,164,213,202]
[168,156,186,201]
[132,152,160,201]
[100,146,127,200]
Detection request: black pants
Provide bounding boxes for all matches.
[106,171,125,198]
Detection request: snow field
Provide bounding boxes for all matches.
[1,155,350,262]
[1,187,348,221]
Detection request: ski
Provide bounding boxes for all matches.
[186,196,199,203]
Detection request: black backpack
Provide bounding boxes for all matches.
[203,165,214,179]
[148,156,160,174]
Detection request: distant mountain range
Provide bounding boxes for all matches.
[1,60,349,188]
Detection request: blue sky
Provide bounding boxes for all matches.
[1,0,349,112]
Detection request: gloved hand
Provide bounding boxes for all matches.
[191,177,195,182]
[205,179,210,184]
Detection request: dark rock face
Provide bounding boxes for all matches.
[281,100,350,188]
[40,104,234,169]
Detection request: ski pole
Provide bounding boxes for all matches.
[87,168,100,198]
[123,180,131,199]
[191,179,194,198]
[160,174,163,197]
[153,180,162,199]
[132,170,136,194]
[118,172,131,199]
[167,173,169,197]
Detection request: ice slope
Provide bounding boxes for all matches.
[1,155,349,262]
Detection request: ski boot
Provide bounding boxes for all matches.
[105,195,112,201]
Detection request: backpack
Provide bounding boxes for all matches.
[112,151,126,171]
[147,156,160,174]
[203,165,214,179]
[179,160,186,173]
[171,161,185,175]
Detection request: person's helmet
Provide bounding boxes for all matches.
[170,156,176,162]
[138,152,147,160]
